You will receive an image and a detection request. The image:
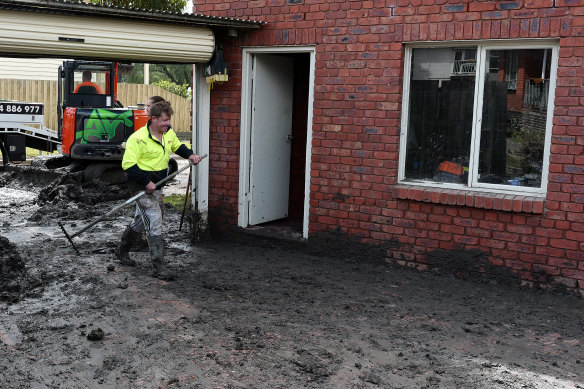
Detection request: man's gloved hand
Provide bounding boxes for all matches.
[145,181,157,194]
[189,154,203,165]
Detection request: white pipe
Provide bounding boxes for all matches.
[541,49,548,80]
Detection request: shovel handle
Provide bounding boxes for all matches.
[151,153,207,190]
[66,154,207,240]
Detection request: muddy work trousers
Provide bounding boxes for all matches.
[129,190,164,237]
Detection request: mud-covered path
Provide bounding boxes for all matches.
[1,164,584,388]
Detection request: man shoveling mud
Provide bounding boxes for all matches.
[117,101,202,280]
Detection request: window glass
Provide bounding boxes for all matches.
[72,65,109,95]
[478,49,551,188]
[405,47,476,184]
[504,50,519,91]
[401,43,556,193]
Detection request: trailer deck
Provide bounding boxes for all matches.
[0,101,59,164]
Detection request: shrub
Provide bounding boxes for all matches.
[152,80,191,99]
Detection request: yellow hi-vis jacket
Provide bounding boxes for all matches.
[122,124,192,187]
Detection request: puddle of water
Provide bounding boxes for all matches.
[0,187,39,240]
[0,225,62,243]
[167,241,194,252]
[0,187,36,206]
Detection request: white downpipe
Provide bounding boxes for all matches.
[144,63,149,85]
[193,63,210,212]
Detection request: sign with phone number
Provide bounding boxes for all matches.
[0,102,43,114]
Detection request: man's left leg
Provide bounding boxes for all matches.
[136,190,175,280]
[147,234,175,281]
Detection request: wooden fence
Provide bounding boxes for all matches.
[117,84,192,133]
[0,79,192,133]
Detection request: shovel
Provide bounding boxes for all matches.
[58,154,207,254]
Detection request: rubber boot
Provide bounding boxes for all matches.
[148,235,175,281]
[116,226,140,266]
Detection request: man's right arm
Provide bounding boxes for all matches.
[122,138,151,187]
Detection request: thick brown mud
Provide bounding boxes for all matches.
[0,236,28,303]
[1,163,584,388]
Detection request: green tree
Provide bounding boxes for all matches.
[87,0,187,13]
[121,63,192,98]
[152,80,191,99]
[94,0,194,96]
[150,64,192,85]
[117,63,139,83]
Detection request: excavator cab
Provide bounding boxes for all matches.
[58,60,148,161]
[60,61,116,110]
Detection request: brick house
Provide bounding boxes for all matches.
[192,0,584,295]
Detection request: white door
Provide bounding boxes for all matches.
[249,54,294,225]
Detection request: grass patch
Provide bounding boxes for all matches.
[26,148,59,158]
[164,194,189,210]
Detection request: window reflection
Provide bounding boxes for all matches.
[479,49,551,187]
[405,47,476,184]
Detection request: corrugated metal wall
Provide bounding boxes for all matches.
[0,10,214,63]
[0,58,63,81]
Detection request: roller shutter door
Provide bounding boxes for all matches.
[0,10,214,63]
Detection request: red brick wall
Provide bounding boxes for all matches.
[207,31,242,226]
[196,0,584,294]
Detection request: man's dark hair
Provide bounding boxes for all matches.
[82,70,92,81]
[149,101,173,118]
[149,95,166,104]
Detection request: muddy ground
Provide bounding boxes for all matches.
[1,161,584,389]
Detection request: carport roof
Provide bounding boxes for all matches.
[0,0,265,30]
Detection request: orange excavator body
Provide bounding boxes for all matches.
[58,60,148,160]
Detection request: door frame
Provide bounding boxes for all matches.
[238,46,315,239]
[192,63,210,214]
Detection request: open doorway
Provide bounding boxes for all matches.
[238,47,315,239]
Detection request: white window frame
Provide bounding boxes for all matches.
[505,50,519,91]
[398,39,559,196]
